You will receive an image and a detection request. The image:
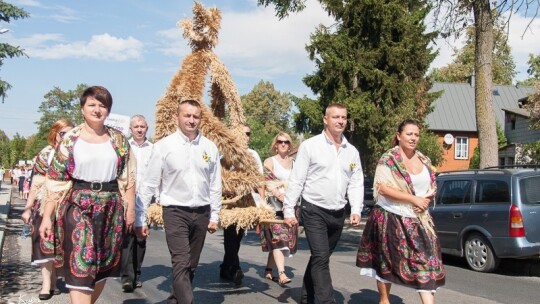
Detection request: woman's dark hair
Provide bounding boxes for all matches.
[391,119,420,146]
[80,86,113,113]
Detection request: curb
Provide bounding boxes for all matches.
[0,183,12,262]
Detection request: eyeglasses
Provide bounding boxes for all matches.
[59,131,67,137]
[245,132,251,137]
[276,140,290,145]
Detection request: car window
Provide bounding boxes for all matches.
[475,180,510,204]
[437,180,471,205]
[520,176,540,205]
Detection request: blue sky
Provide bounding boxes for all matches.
[1,0,539,138]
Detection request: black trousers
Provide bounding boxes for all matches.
[222,225,244,271]
[300,200,346,304]
[120,231,147,286]
[163,205,210,304]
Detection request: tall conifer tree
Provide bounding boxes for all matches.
[301,0,439,171]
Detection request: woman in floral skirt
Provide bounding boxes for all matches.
[259,131,298,286]
[21,118,74,301]
[40,86,136,304]
[356,119,445,304]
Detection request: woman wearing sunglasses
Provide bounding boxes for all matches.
[21,118,74,300]
[259,131,298,286]
[39,86,136,304]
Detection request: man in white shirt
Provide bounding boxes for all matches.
[283,103,364,304]
[220,124,264,285]
[136,100,221,304]
[121,115,153,292]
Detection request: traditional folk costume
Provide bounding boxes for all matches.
[29,145,55,265]
[356,146,445,291]
[44,125,135,291]
[259,157,298,256]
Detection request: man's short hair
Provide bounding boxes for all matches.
[179,99,201,109]
[130,114,147,125]
[325,103,347,116]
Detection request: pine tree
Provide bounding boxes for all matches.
[301,0,439,172]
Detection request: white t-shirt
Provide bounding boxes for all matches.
[72,139,118,182]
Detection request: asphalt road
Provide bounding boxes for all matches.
[2,190,540,304]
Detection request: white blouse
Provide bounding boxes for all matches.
[377,164,430,218]
[72,139,118,182]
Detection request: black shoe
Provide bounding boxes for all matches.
[39,293,53,301]
[122,280,134,292]
[232,268,244,285]
[135,280,142,288]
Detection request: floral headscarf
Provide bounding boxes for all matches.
[374,145,437,236]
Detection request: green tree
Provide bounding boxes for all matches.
[9,133,26,166]
[29,84,86,156]
[417,129,445,168]
[291,95,323,136]
[469,122,507,168]
[0,128,10,167]
[430,23,516,85]
[263,0,439,173]
[517,54,540,86]
[0,1,29,102]
[524,82,540,130]
[241,80,294,158]
[431,0,538,169]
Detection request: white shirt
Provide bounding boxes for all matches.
[283,131,364,218]
[377,165,430,218]
[248,148,263,173]
[72,139,118,182]
[136,129,222,226]
[247,148,264,204]
[129,138,153,193]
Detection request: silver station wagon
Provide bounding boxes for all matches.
[430,167,540,272]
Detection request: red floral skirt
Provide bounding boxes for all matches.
[356,207,445,291]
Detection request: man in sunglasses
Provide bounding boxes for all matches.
[220,123,264,285]
[121,114,153,292]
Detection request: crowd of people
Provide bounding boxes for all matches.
[14,85,446,304]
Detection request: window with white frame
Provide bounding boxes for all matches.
[455,137,469,159]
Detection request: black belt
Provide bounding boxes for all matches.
[164,205,210,213]
[72,179,119,192]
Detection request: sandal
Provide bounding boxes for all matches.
[264,268,273,280]
[278,271,291,286]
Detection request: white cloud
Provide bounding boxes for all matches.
[49,5,81,23]
[505,12,540,80]
[156,0,333,79]
[24,33,144,61]
[428,10,540,81]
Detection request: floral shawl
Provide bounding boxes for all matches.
[374,146,437,236]
[29,145,53,211]
[43,124,136,216]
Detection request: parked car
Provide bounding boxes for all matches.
[430,166,540,272]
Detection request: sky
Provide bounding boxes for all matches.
[0,0,539,139]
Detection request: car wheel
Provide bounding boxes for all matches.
[464,233,500,272]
